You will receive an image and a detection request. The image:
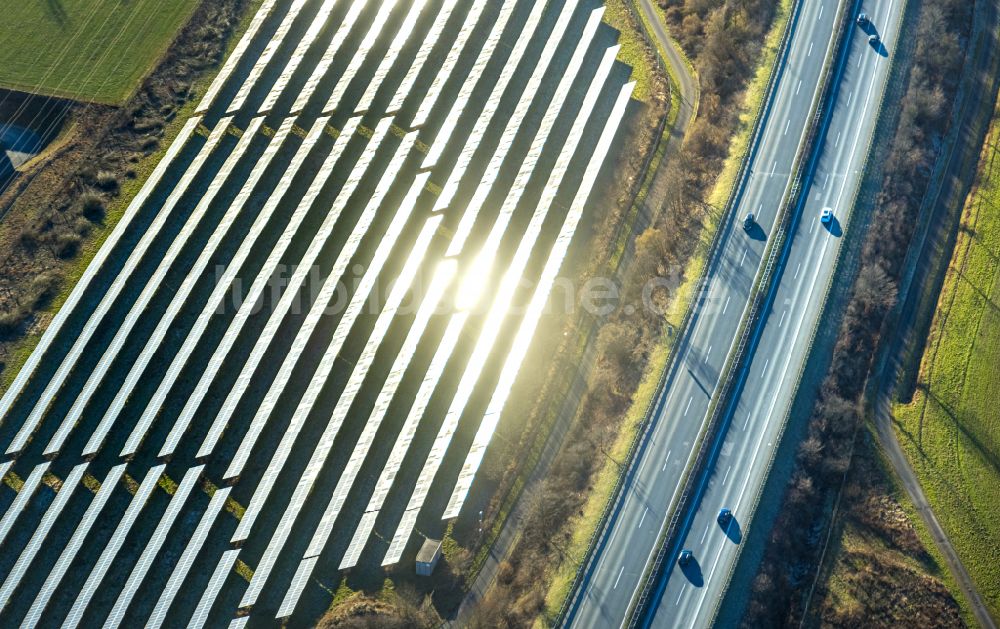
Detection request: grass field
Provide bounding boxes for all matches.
[0,0,201,104]
[893,93,1000,619]
[603,0,656,103]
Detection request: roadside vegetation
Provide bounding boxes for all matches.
[742,0,976,625]
[0,0,260,384]
[892,92,1000,619]
[0,0,202,104]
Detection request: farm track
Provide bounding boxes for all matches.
[0,0,634,625]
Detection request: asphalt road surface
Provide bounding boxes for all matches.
[566,0,852,626]
[648,0,902,625]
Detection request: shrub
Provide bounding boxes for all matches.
[79,190,105,221]
[95,170,119,191]
[54,232,82,259]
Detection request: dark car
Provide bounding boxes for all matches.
[856,12,868,26]
[717,508,733,526]
[678,549,693,567]
[869,33,880,46]
[743,212,754,232]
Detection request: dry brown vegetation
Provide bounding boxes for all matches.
[0,0,253,364]
[658,0,778,193]
[812,431,962,628]
[742,0,973,626]
[316,586,439,629]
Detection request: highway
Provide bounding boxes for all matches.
[566,0,845,626]
[649,0,902,625]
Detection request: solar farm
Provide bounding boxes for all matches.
[0,0,632,624]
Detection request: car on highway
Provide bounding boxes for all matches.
[678,549,694,567]
[717,508,733,526]
[821,207,834,224]
[869,33,880,46]
[856,12,868,26]
[743,212,755,232]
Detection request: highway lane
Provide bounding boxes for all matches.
[566,0,840,626]
[650,0,901,625]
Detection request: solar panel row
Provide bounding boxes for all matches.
[0,0,634,624]
[5,117,231,456]
[197,0,279,113]
[64,117,277,457]
[120,115,341,457]
[278,260,457,617]
[0,463,49,547]
[157,115,369,458]
[105,465,203,628]
[341,312,469,569]
[427,0,556,173]
[146,485,231,629]
[355,0,433,113]
[447,77,636,517]
[0,463,87,610]
[0,116,202,427]
[441,3,603,256]
[228,0,311,113]
[290,0,369,114]
[322,0,402,113]
[385,39,621,564]
[63,464,163,628]
[196,119,401,460]
[222,134,420,480]
[407,0,493,129]
[23,464,126,628]
[239,214,444,609]
[259,0,342,114]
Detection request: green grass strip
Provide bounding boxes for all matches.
[892,92,1000,619]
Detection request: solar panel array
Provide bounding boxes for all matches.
[0,0,634,624]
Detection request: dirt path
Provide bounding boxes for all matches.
[869,0,1000,625]
[636,0,698,157]
[445,7,699,625]
[634,0,698,227]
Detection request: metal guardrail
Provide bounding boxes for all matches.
[555,0,803,624]
[626,0,857,625]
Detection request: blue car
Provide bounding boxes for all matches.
[678,549,693,567]
[717,508,733,526]
[821,208,834,224]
